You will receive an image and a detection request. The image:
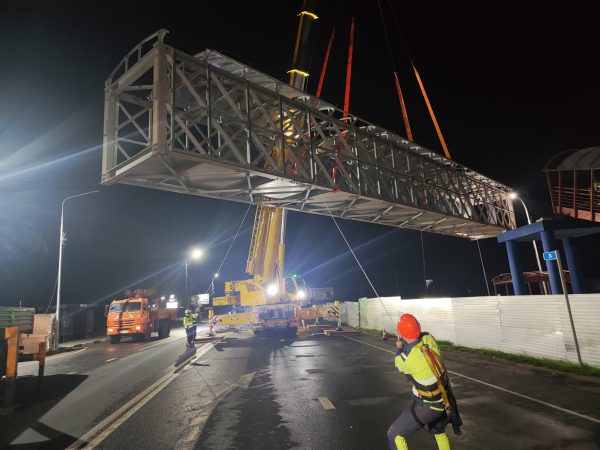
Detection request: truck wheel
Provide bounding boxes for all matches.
[144,325,152,341]
[165,320,171,337]
[158,320,167,339]
[109,335,121,344]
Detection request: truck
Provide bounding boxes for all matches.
[106,289,177,344]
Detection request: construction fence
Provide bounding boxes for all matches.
[341,294,600,367]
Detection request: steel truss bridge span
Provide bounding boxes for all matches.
[102,31,515,239]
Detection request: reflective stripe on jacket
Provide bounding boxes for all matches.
[394,333,443,403]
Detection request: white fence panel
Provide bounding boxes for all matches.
[451,297,503,349]
[496,296,566,360]
[347,294,600,367]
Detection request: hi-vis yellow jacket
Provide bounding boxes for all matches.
[394,333,444,405]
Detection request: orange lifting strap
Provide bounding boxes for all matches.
[394,72,413,141]
[412,63,452,160]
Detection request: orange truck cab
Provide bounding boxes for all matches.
[106,289,177,344]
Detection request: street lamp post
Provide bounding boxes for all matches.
[185,248,203,307]
[509,193,547,294]
[55,190,99,350]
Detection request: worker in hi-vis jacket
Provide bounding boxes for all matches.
[387,314,461,450]
[183,309,197,348]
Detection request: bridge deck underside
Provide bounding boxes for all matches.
[102,41,514,239]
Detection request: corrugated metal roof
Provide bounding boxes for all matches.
[545,147,600,171]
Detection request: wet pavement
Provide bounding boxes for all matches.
[98,331,600,449]
[3,327,600,449]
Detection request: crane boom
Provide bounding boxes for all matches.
[214,1,317,325]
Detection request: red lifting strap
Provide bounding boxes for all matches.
[316,27,335,99]
[332,17,355,186]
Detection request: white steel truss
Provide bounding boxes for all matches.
[102,30,515,239]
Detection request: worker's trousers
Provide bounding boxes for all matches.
[185,326,195,346]
[387,398,448,449]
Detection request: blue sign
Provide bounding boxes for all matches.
[543,251,557,261]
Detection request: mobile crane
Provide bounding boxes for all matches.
[211,1,320,333]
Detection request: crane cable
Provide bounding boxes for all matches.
[205,203,252,293]
[382,0,452,160]
[377,0,413,142]
[322,200,397,327]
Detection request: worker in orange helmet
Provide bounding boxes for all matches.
[387,314,461,450]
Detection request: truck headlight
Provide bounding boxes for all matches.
[108,328,113,333]
[135,325,142,330]
[266,284,278,296]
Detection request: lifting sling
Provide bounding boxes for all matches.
[415,342,463,435]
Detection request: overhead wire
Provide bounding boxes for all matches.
[205,203,252,293]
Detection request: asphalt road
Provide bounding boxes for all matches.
[3,327,600,449]
[98,331,600,450]
[3,326,194,448]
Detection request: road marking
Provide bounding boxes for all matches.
[105,358,117,362]
[67,343,214,449]
[318,396,336,410]
[344,335,600,425]
[18,348,87,367]
[174,371,255,450]
[136,336,186,352]
[68,371,78,375]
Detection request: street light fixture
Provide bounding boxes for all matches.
[210,272,219,295]
[55,190,99,350]
[509,192,547,293]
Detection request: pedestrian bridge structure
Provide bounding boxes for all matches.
[102,31,515,239]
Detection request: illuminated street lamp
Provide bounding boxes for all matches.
[185,247,204,306]
[210,272,219,295]
[509,192,546,293]
[55,190,99,350]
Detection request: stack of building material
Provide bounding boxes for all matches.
[21,314,55,354]
[0,307,35,333]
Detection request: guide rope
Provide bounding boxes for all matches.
[205,204,252,293]
[476,239,491,296]
[322,200,397,326]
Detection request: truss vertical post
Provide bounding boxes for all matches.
[152,43,168,154]
[102,90,117,180]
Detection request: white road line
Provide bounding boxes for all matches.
[174,371,255,450]
[318,396,336,410]
[66,343,214,449]
[68,371,78,375]
[344,335,600,425]
[136,336,186,352]
[18,348,87,367]
[105,358,117,362]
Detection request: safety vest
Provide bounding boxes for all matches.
[394,333,444,405]
[183,315,195,328]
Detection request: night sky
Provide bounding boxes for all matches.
[1,1,599,309]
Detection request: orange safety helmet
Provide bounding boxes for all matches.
[397,314,421,339]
